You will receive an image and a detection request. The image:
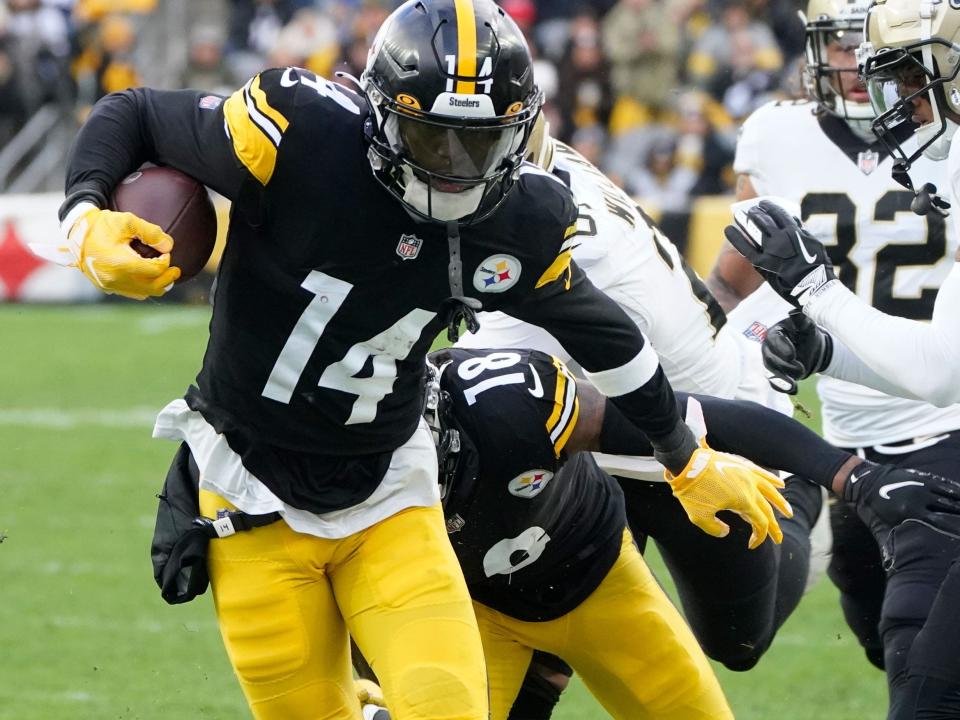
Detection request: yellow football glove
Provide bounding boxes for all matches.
[666,443,793,549]
[66,206,180,300]
[355,678,386,707]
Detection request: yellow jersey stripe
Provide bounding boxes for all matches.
[535,250,573,290]
[546,358,567,432]
[249,74,290,136]
[547,358,579,456]
[554,397,580,455]
[223,84,279,185]
[454,0,477,94]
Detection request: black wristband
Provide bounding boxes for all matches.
[817,331,834,374]
[59,185,109,222]
[651,419,698,476]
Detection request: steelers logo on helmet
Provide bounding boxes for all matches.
[359,0,542,224]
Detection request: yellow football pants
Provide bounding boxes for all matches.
[473,529,734,720]
[199,491,489,720]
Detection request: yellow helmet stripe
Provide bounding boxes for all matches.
[454,0,477,94]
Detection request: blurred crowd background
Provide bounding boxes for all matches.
[0,0,807,254]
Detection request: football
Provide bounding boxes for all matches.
[109,166,217,283]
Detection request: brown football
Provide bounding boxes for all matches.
[109,166,217,283]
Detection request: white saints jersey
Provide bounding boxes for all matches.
[736,99,960,447]
[460,141,741,396]
[458,141,793,480]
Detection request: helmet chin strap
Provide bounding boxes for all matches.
[919,117,960,161]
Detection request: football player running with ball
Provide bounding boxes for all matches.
[54,2,789,719]
[723,2,960,716]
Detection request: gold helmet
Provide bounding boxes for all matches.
[858,0,960,171]
[802,0,873,132]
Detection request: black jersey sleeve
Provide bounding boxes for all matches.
[61,67,307,219]
[503,258,686,449]
[599,392,851,489]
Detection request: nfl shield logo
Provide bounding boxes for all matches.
[743,321,768,343]
[857,150,879,175]
[198,95,222,110]
[396,233,422,260]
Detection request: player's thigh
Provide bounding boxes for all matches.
[620,478,777,657]
[331,503,488,720]
[473,602,536,720]
[200,490,355,720]
[559,530,733,720]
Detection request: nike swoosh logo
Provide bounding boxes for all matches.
[527,364,544,398]
[879,480,925,499]
[796,230,818,264]
[849,468,869,484]
[280,68,298,87]
[84,258,105,289]
[713,460,741,475]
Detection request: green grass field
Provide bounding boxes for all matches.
[0,304,888,719]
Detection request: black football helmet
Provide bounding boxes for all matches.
[423,356,478,508]
[360,0,542,224]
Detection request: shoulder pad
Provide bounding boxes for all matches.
[223,68,363,185]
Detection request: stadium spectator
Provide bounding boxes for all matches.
[625,132,698,214]
[223,0,308,84]
[182,24,232,94]
[268,7,339,78]
[602,0,684,135]
[6,0,71,112]
[72,13,141,112]
[553,7,611,142]
[674,89,736,197]
[687,0,782,100]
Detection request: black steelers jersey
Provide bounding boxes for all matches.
[431,347,625,621]
[63,67,682,514]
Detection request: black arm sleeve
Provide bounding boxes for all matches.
[62,88,247,219]
[505,261,686,447]
[599,392,852,490]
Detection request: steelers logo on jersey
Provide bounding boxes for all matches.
[508,469,554,498]
[473,254,521,293]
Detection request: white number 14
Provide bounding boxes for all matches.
[262,270,434,424]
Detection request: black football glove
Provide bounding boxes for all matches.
[841,461,960,548]
[724,199,839,308]
[761,310,833,395]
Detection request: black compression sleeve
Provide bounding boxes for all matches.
[507,262,685,447]
[599,392,852,490]
[62,87,246,220]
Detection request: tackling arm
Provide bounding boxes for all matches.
[804,261,960,407]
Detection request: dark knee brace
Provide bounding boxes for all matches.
[508,653,572,720]
[828,500,886,670]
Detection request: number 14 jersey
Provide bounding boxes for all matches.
[735,100,960,447]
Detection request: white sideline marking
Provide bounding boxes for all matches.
[136,311,209,335]
[0,407,159,428]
